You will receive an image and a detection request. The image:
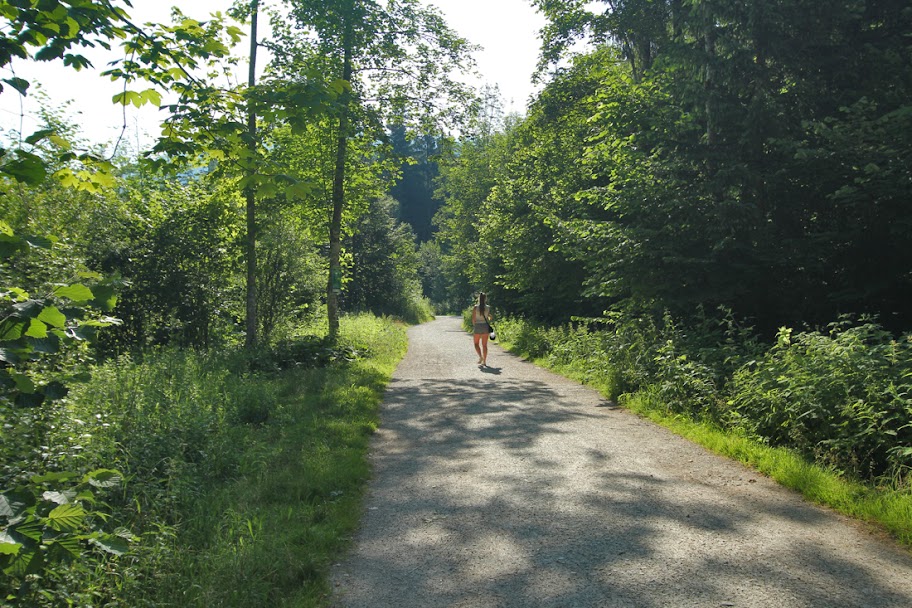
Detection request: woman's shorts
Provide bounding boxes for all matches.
[473,322,489,335]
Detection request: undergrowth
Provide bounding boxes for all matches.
[1,313,407,607]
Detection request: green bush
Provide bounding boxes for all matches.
[731,322,912,481]
[399,294,434,325]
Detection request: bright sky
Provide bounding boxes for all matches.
[0,0,546,150]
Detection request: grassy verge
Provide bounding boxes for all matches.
[6,314,408,607]
[505,341,912,550]
[140,316,407,607]
[157,315,406,607]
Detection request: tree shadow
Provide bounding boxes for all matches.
[334,362,912,607]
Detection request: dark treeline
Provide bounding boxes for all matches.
[432,0,912,334]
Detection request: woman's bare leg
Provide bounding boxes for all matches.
[473,333,483,363]
[480,334,489,366]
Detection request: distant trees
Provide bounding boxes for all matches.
[346,196,426,322]
[274,0,474,337]
[389,126,443,244]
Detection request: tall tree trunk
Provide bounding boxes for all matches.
[748,1,769,214]
[328,28,353,341]
[671,0,684,41]
[703,0,717,150]
[244,0,260,349]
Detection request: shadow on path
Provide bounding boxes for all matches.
[331,317,912,607]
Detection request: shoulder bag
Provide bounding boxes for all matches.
[479,308,496,341]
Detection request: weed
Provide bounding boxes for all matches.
[0,314,407,606]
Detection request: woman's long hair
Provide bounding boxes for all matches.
[478,292,486,315]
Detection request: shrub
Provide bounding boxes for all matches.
[731,322,912,480]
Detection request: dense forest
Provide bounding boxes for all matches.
[2,0,912,605]
[436,0,912,331]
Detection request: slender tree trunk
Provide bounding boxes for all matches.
[749,1,769,214]
[605,0,640,81]
[703,0,717,150]
[244,0,259,349]
[328,29,353,341]
[671,0,684,41]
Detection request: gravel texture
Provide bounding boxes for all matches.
[330,316,912,607]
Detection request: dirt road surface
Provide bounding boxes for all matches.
[330,316,912,607]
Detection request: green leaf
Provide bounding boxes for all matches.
[24,318,48,339]
[47,536,81,560]
[48,134,70,150]
[70,324,97,340]
[82,316,122,327]
[24,128,54,145]
[9,519,42,543]
[258,181,279,198]
[139,88,162,106]
[41,491,73,505]
[63,16,80,39]
[15,392,45,407]
[85,470,123,489]
[2,77,29,96]
[286,181,314,199]
[0,233,24,258]
[0,533,21,556]
[2,151,47,184]
[41,381,68,401]
[88,167,116,189]
[2,545,42,577]
[0,319,26,340]
[29,334,61,354]
[90,285,117,312]
[53,284,94,302]
[23,234,54,249]
[11,373,35,394]
[12,299,42,318]
[91,534,129,556]
[2,287,29,300]
[31,471,79,484]
[0,492,31,519]
[112,90,141,107]
[46,503,86,532]
[0,369,17,390]
[37,306,66,328]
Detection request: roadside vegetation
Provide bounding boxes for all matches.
[489,314,912,548]
[2,2,443,604]
[2,314,407,607]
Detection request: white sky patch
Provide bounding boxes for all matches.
[0,0,547,151]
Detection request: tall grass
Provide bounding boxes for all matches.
[1,314,407,607]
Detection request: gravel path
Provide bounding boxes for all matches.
[330,316,912,607]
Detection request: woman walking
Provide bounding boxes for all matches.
[472,293,493,366]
